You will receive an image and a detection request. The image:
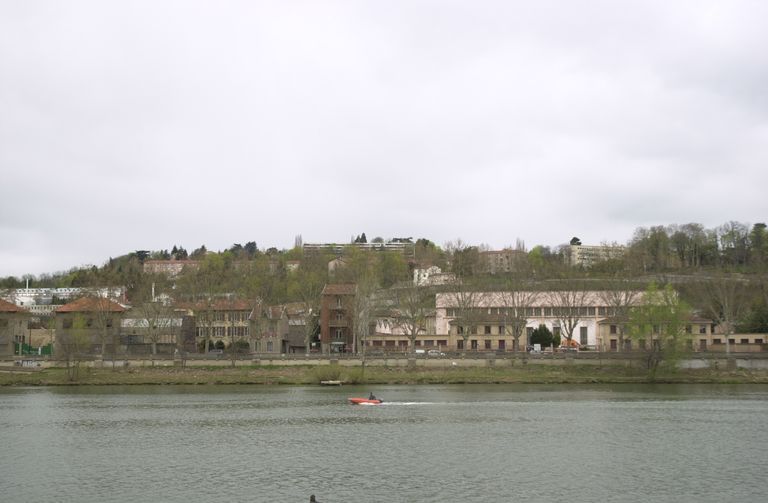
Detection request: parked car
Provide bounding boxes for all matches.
[427,349,445,357]
[415,349,426,355]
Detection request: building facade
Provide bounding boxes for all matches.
[567,244,625,268]
[55,297,126,356]
[319,284,356,353]
[191,299,252,351]
[0,299,31,356]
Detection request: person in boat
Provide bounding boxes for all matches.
[369,392,376,400]
[309,495,319,502]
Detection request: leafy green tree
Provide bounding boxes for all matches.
[749,223,767,269]
[530,324,551,346]
[626,283,691,373]
[378,252,409,288]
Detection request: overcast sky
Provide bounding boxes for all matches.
[2,1,767,278]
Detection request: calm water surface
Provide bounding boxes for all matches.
[1,384,767,502]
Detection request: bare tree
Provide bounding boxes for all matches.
[547,283,590,348]
[599,277,643,352]
[693,274,751,356]
[444,281,484,352]
[390,284,433,355]
[134,301,178,357]
[351,281,377,356]
[498,283,539,352]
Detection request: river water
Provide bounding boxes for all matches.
[1,384,767,503]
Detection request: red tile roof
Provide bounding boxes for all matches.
[0,298,29,313]
[56,297,127,313]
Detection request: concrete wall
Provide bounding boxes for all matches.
[4,353,768,370]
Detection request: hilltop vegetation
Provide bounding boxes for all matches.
[2,222,768,333]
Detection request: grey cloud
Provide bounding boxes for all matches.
[1,1,767,276]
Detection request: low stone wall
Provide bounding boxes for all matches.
[2,352,768,370]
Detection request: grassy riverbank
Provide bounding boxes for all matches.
[2,364,768,386]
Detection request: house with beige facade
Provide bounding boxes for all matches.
[189,299,252,351]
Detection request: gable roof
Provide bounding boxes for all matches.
[56,297,127,313]
[0,298,29,314]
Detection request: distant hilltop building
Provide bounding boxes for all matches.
[478,249,528,274]
[303,241,415,256]
[413,266,457,286]
[567,244,625,268]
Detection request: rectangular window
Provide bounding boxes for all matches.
[498,340,505,350]
[484,325,491,335]
[624,340,632,351]
[437,340,447,348]
[729,339,735,345]
[740,338,749,344]
[457,340,464,350]
[471,340,478,350]
[471,326,477,335]
[699,339,707,350]
[457,326,464,335]
[588,307,595,316]
[499,325,505,335]
[484,340,491,350]
[544,308,552,316]
[424,340,434,347]
[699,325,707,334]
[610,325,617,335]
[713,338,722,344]
[553,326,561,337]
[267,341,273,352]
[526,326,533,338]
[755,339,763,344]
[685,325,692,334]
[598,307,606,316]
[580,327,588,346]
[610,339,617,351]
